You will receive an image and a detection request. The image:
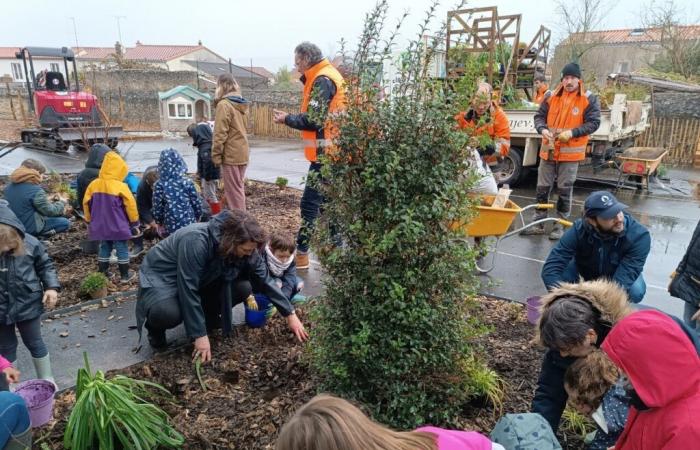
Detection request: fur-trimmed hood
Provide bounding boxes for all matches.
[534,279,634,347]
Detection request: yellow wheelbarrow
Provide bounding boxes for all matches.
[451,196,573,273]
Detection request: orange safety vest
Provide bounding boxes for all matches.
[300,59,346,162]
[539,81,591,162]
[455,102,511,159]
[534,83,549,105]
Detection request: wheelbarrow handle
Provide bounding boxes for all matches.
[558,219,574,227]
[537,203,555,209]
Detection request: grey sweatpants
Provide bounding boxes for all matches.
[534,159,579,219]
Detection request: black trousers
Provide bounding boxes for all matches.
[141,278,252,335]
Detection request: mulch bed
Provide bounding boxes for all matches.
[0,175,585,449]
[35,298,584,449]
[0,178,302,308]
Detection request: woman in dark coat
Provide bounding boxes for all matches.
[135,209,308,363]
[670,218,700,335]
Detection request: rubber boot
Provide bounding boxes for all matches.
[549,222,565,240]
[4,427,32,450]
[119,263,136,283]
[32,354,55,385]
[98,260,111,277]
[295,251,310,270]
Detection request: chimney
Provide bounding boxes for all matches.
[136,40,142,46]
[198,40,203,46]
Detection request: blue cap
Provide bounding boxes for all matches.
[584,191,628,219]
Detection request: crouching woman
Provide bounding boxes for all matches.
[135,209,308,363]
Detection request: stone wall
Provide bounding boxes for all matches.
[653,92,700,119]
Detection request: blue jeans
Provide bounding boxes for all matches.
[0,392,30,446]
[0,317,48,360]
[683,302,699,338]
[98,240,129,265]
[296,162,324,253]
[561,260,646,303]
[41,216,70,234]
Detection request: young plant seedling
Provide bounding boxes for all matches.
[195,355,208,392]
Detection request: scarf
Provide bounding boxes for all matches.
[265,244,294,277]
[10,167,41,184]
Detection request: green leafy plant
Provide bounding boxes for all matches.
[463,357,506,416]
[561,406,595,439]
[64,353,184,450]
[79,272,108,296]
[194,355,207,391]
[308,0,493,428]
[275,176,289,190]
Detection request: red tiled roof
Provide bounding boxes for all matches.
[248,66,274,79]
[567,25,700,45]
[0,47,20,59]
[74,47,116,60]
[124,44,203,61]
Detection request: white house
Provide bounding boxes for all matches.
[0,47,67,84]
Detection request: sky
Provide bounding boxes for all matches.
[4,0,698,71]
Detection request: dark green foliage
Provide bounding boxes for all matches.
[308,0,496,428]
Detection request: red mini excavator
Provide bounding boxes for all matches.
[16,46,122,151]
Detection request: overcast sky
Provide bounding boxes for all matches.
[5,0,698,71]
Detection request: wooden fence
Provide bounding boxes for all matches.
[247,102,300,140]
[635,117,700,167]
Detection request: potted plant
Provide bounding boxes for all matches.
[79,272,109,299]
[64,353,184,449]
[275,176,289,190]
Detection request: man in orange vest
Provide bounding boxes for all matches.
[523,62,601,240]
[533,72,550,105]
[272,42,346,269]
[455,82,511,194]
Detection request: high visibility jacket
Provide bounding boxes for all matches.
[455,102,511,159]
[300,59,346,162]
[534,83,549,105]
[534,81,601,162]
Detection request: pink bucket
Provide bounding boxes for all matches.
[14,379,56,427]
[526,296,542,325]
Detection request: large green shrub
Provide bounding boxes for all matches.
[309,0,493,428]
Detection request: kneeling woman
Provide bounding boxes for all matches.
[136,209,308,363]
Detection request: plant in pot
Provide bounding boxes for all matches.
[79,272,109,299]
[275,176,289,190]
[64,352,184,449]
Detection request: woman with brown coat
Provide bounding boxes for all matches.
[212,74,249,210]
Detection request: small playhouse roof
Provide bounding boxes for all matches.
[158,85,211,102]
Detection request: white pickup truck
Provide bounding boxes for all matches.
[493,94,651,186]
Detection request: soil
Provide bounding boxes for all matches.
[0,118,24,142]
[35,298,585,450]
[0,177,302,308]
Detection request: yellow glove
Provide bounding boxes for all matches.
[245,295,258,311]
[558,130,573,143]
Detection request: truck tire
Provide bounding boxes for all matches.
[492,147,527,186]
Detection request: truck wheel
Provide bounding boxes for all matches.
[492,148,526,186]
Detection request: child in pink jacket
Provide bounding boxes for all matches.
[275,394,502,450]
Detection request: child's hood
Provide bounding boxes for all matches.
[191,123,213,147]
[157,148,188,180]
[602,309,700,408]
[0,200,26,238]
[98,151,129,181]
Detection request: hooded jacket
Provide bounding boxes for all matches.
[532,279,700,432]
[212,96,250,166]
[3,167,65,236]
[83,152,139,241]
[541,213,651,296]
[0,202,60,324]
[191,122,220,181]
[136,210,295,339]
[152,149,202,235]
[602,310,700,449]
[670,219,700,306]
[77,144,111,208]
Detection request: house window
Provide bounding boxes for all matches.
[11,63,24,81]
[618,61,630,73]
[50,63,60,72]
[168,102,193,119]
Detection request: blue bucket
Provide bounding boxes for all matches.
[245,294,271,328]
